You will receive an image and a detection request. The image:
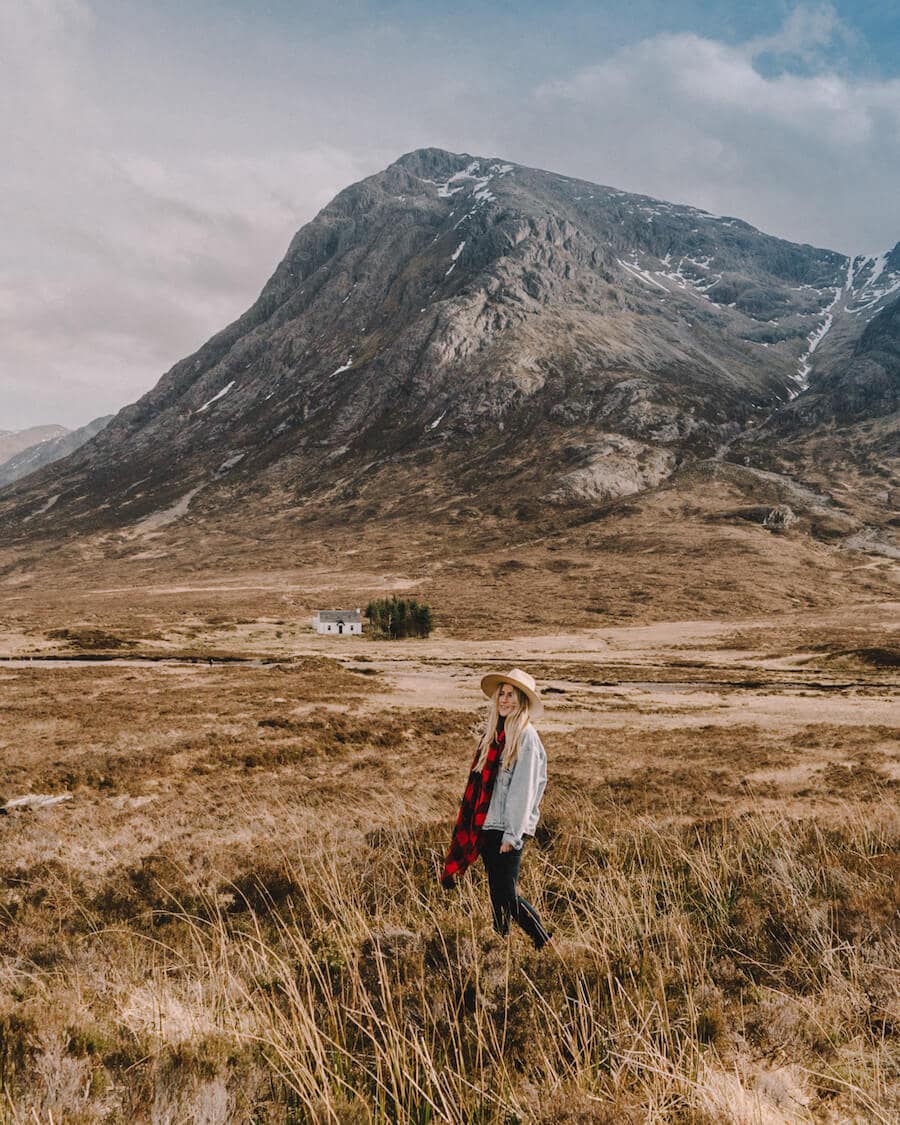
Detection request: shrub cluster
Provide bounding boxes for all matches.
[365,596,433,639]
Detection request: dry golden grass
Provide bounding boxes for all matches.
[0,597,897,1122]
[0,794,897,1122]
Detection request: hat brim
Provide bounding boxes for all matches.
[480,672,544,718]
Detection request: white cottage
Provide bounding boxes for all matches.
[312,608,363,636]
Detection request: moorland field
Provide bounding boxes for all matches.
[0,558,896,1123]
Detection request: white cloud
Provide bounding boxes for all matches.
[0,4,371,428]
[0,142,367,428]
[531,17,900,255]
[748,3,855,62]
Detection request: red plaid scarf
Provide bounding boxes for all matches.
[440,730,505,889]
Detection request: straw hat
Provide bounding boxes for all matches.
[480,667,543,718]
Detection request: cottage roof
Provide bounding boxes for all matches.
[315,609,362,623]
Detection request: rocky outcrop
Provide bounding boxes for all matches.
[545,435,675,503]
[709,504,796,532]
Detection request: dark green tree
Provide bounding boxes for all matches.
[365,596,434,639]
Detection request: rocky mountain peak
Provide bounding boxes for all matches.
[0,150,896,557]
[387,146,485,180]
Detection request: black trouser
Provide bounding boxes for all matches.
[479,829,551,949]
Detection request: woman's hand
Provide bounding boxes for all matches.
[500,842,514,853]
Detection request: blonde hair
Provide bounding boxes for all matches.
[474,684,532,771]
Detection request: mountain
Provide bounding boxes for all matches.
[0,149,896,576]
[0,415,112,488]
[0,425,68,466]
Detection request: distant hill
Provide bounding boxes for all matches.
[0,416,112,488]
[0,425,68,466]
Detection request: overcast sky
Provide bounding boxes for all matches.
[3,0,899,430]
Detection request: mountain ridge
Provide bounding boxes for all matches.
[0,416,112,489]
[0,425,68,467]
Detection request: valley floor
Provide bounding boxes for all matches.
[0,595,896,1121]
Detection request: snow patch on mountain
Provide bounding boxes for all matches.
[445,240,467,277]
[195,381,235,414]
[847,250,900,315]
[431,160,512,205]
[654,254,722,298]
[793,257,853,393]
[617,256,667,292]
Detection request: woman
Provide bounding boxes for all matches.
[440,667,551,950]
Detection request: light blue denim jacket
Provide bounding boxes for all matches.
[482,724,547,850]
